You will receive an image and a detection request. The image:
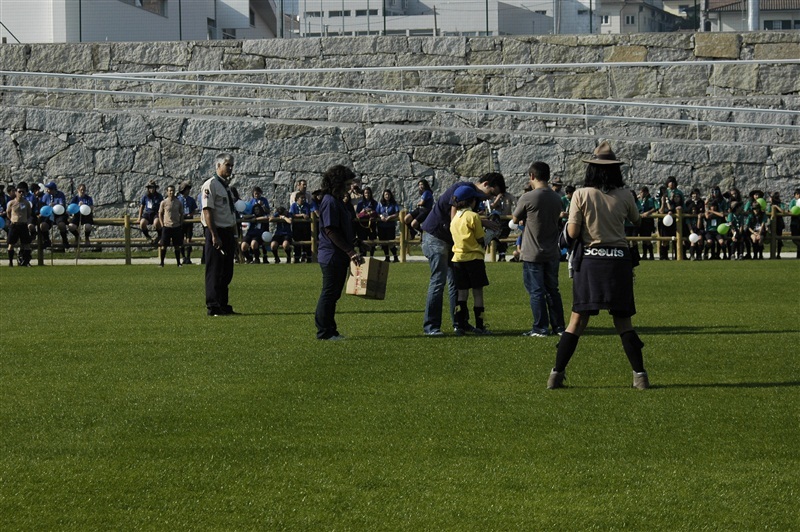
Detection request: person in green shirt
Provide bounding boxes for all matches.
[704,190,728,260]
[789,188,800,259]
[727,202,746,260]
[745,201,768,259]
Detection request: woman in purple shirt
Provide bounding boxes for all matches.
[315,165,364,340]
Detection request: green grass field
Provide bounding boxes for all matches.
[1,260,798,530]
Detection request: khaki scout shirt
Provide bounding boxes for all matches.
[7,198,32,224]
[201,175,236,229]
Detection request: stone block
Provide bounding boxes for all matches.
[25,108,103,134]
[133,144,162,175]
[0,44,30,71]
[694,33,740,59]
[0,132,21,168]
[771,147,800,178]
[649,142,708,165]
[707,143,768,164]
[605,45,647,63]
[753,43,800,60]
[711,64,759,92]
[111,42,190,68]
[45,143,93,177]
[355,152,414,178]
[554,71,608,99]
[661,65,711,97]
[420,37,467,59]
[14,131,69,167]
[322,36,375,56]
[610,67,658,98]
[26,43,94,73]
[188,46,225,71]
[412,144,463,168]
[758,64,800,95]
[95,147,136,174]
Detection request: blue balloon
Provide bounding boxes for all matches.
[0,217,5,229]
[67,203,80,215]
[244,202,253,215]
[40,205,53,217]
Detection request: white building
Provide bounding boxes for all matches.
[0,0,280,43]
[297,0,612,37]
[705,0,800,31]
[596,0,683,34]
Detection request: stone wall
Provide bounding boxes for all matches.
[1,32,798,214]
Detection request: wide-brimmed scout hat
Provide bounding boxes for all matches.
[146,179,159,188]
[583,141,624,165]
[179,180,192,193]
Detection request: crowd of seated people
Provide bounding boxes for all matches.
[4,175,798,266]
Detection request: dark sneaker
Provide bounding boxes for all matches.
[547,369,566,389]
[473,327,492,335]
[633,371,650,390]
[453,328,466,337]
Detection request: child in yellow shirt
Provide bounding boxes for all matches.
[450,186,491,335]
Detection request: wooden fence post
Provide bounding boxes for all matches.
[399,209,407,263]
[124,214,132,265]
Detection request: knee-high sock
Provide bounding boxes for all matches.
[473,306,484,329]
[620,330,645,373]
[554,332,580,372]
[455,301,469,328]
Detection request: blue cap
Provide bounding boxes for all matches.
[46,181,58,190]
[452,185,485,203]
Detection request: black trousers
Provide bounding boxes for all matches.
[204,226,236,312]
[315,258,349,339]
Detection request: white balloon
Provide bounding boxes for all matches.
[52,204,65,215]
[261,231,273,242]
[79,204,91,216]
[689,233,701,244]
[234,199,247,213]
[508,219,519,230]
[241,222,250,231]
[662,213,674,227]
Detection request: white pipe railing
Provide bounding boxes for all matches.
[2,59,798,138]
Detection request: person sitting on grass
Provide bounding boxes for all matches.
[449,185,491,336]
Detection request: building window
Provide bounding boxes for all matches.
[329,10,351,17]
[305,11,322,17]
[578,9,588,15]
[250,9,255,27]
[207,17,216,39]
[763,20,791,30]
[535,10,547,15]
[601,15,610,25]
[117,0,166,16]
[356,9,379,16]
[625,15,635,25]
[222,28,237,39]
